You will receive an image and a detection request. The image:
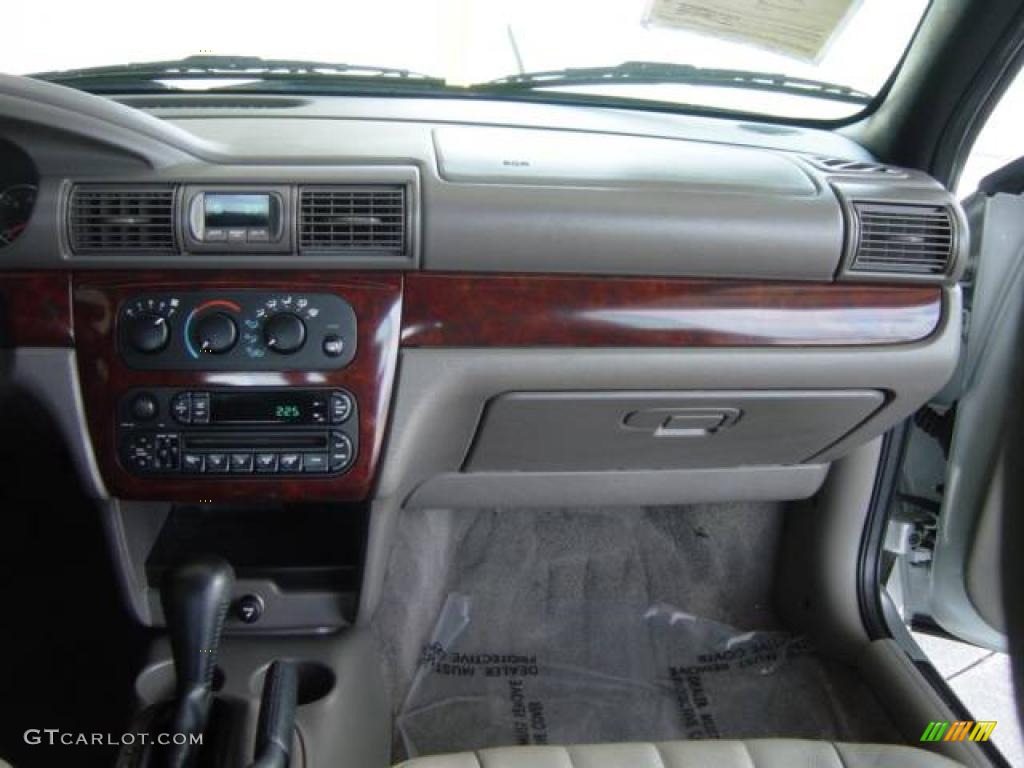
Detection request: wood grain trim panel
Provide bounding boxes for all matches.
[401,273,943,347]
[0,272,73,347]
[72,271,401,503]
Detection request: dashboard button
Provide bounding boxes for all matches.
[227,229,247,243]
[183,453,205,473]
[279,453,301,472]
[205,228,227,242]
[171,393,191,424]
[329,433,354,470]
[230,453,253,472]
[322,335,344,357]
[302,453,329,473]
[206,453,229,472]
[247,228,269,243]
[130,392,158,421]
[191,392,210,424]
[330,392,352,424]
[255,453,278,473]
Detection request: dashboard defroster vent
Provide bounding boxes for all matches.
[849,203,955,276]
[299,186,406,253]
[69,185,177,253]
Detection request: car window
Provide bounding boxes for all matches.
[958,67,1024,197]
[5,0,930,121]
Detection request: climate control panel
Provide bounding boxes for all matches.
[118,292,357,370]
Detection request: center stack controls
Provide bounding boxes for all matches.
[116,290,360,478]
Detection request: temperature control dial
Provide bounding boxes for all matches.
[263,312,306,354]
[193,312,238,355]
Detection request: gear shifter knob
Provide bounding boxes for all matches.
[161,555,236,768]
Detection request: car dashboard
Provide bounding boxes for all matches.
[0,74,964,631]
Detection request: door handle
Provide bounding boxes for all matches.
[622,407,741,437]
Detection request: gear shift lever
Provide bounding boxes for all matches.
[161,555,236,768]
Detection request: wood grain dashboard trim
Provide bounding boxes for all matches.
[72,271,402,503]
[0,272,73,347]
[401,273,943,348]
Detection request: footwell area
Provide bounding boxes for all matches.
[373,506,897,759]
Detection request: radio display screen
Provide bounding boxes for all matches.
[203,194,271,228]
[211,391,322,425]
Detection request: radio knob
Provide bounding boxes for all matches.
[193,312,238,354]
[127,312,170,354]
[263,312,306,354]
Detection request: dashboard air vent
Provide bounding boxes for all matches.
[849,203,955,276]
[299,186,406,253]
[69,185,176,253]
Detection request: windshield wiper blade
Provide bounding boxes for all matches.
[476,61,872,105]
[31,54,446,87]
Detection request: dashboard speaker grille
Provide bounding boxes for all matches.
[69,185,177,253]
[299,186,406,253]
[849,203,954,276]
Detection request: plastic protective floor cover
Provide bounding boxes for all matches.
[374,506,898,760]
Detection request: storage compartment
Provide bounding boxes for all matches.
[464,390,884,472]
[142,502,368,629]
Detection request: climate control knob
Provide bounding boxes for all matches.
[263,312,306,354]
[193,312,238,355]
[126,312,170,354]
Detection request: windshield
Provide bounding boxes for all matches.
[5,0,930,120]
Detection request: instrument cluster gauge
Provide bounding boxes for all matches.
[0,184,38,246]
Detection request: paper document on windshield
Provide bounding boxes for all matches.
[644,0,862,63]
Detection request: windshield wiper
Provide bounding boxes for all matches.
[475,61,872,105]
[31,55,447,90]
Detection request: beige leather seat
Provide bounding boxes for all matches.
[396,740,961,768]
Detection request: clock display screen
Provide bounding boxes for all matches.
[204,194,271,228]
[210,392,321,425]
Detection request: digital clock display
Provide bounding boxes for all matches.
[211,392,320,425]
[275,404,301,420]
[204,194,271,228]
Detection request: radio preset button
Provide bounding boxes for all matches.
[279,453,301,472]
[302,453,329,473]
[205,228,227,242]
[230,453,254,472]
[227,229,247,243]
[206,453,229,472]
[255,453,278,473]
[247,228,269,243]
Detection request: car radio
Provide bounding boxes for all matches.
[118,387,357,476]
